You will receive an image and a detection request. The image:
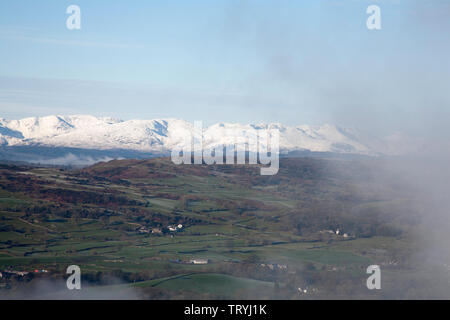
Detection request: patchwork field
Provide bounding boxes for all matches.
[0,157,447,299]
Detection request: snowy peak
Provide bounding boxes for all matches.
[0,115,399,156]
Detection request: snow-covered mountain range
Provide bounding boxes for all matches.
[0,115,414,164]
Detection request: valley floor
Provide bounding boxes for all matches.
[0,158,448,299]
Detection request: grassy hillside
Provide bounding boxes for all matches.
[0,158,446,299]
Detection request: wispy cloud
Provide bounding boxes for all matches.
[29,153,118,167]
[0,25,143,49]
[0,76,295,124]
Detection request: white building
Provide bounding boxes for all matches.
[190,259,209,265]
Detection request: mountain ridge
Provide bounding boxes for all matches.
[0,115,410,159]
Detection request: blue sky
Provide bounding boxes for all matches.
[0,0,449,136]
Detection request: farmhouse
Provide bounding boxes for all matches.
[4,270,29,277]
[168,224,183,232]
[319,230,335,234]
[34,269,48,273]
[190,259,209,265]
[139,227,150,234]
[260,263,287,270]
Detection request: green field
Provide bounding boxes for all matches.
[0,158,436,299]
